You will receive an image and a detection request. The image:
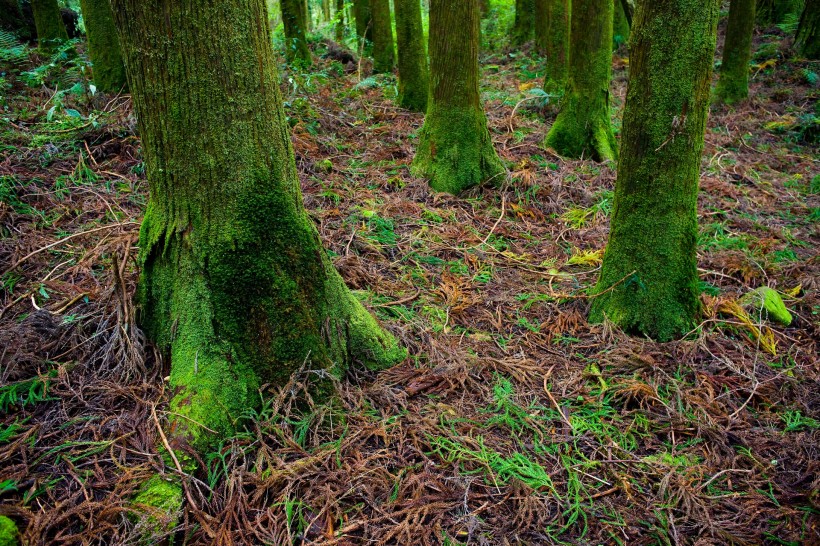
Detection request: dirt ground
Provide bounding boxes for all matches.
[1,26,818,546]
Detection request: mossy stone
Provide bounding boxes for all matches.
[0,516,19,546]
[133,475,183,535]
[741,287,793,326]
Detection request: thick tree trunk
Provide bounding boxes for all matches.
[80,0,126,93]
[30,0,67,52]
[538,0,570,93]
[512,0,536,45]
[796,0,819,59]
[412,0,504,195]
[110,0,404,452]
[590,0,720,341]
[714,0,755,104]
[370,0,394,72]
[613,0,630,47]
[354,0,373,42]
[281,0,312,64]
[394,0,429,111]
[335,0,345,40]
[543,0,616,161]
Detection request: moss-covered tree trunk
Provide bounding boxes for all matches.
[512,0,536,45]
[412,0,504,195]
[613,0,630,47]
[714,0,755,104]
[590,0,719,341]
[335,0,345,40]
[796,0,819,59]
[544,0,616,160]
[394,0,428,111]
[370,0,394,72]
[302,0,311,30]
[30,0,67,52]
[110,0,404,453]
[79,0,126,93]
[281,0,312,64]
[539,0,570,94]
[354,0,373,42]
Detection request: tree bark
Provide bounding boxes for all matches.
[756,0,801,25]
[0,0,27,34]
[335,0,345,40]
[30,0,67,52]
[795,0,819,59]
[354,0,373,42]
[80,0,126,93]
[281,0,312,64]
[590,0,720,341]
[110,0,404,452]
[412,0,504,195]
[543,0,616,161]
[370,0,394,72]
[537,0,570,93]
[613,0,630,47]
[714,0,755,104]
[394,0,429,111]
[512,0,535,45]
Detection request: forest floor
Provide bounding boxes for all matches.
[1,28,819,546]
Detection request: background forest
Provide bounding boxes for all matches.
[0,0,818,544]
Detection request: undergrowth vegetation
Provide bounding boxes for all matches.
[0,9,818,546]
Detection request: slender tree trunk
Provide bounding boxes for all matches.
[80,0,126,93]
[394,0,428,111]
[30,0,68,52]
[539,0,569,93]
[714,0,755,104]
[335,0,345,40]
[796,0,819,59]
[412,0,504,194]
[302,0,311,30]
[281,0,312,64]
[512,0,536,45]
[543,0,616,160]
[354,0,373,42]
[613,0,630,47]
[371,0,394,72]
[757,0,801,24]
[590,0,720,341]
[323,0,331,21]
[110,0,404,453]
[535,0,548,53]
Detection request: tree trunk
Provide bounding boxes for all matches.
[30,0,67,52]
[756,0,801,25]
[480,0,491,16]
[394,0,428,111]
[281,0,312,64]
[714,0,755,104]
[613,0,630,47]
[371,0,394,72]
[323,0,331,21]
[302,0,311,30]
[795,0,819,59]
[590,0,720,341]
[512,0,535,45]
[354,0,373,42]
[79,0,126,93]
[110,0,404,452]
[538,0,569,93]
[0,0,27,34]
[412,0,504,194]
[543,0,616,161]
[335,0,345,40]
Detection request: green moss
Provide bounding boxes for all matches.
[31,0,68,52]
[543,0,616,161]
[80,0,126,93]
[713,0,755,105]
[394,0,429,112]
[512,0,535,45]
[613,0,630,47]
[589,0,720,341]
[540,0,570,94]
[114,0,403,454]
[0,516,18,546]
[133,475,183,535]
[795,0,820,60]
[281,0,312,65]
[412,105,505,195]
[370,0,394,73]
[741,287,793,326]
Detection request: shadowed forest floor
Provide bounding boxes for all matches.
[1,28,819,545]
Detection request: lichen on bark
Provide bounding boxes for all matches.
[412,0,504,195]
[590,0,720,341]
